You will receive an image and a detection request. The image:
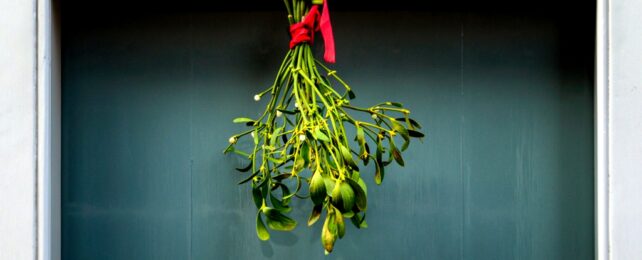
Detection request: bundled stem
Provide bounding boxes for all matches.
[224,0,424,254]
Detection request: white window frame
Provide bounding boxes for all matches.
[595,0,610,259]
[37,0,60,259]
[29,0,621,259]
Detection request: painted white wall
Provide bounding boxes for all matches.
[0,0,37,259]
[610,0,642,259]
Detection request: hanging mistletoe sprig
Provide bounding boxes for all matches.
[224,0,424,254]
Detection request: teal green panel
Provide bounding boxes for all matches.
[62,11,594,260]
[459,15,595,259]
[62,16,194,259]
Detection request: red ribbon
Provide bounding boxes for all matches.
[289,1,336,63]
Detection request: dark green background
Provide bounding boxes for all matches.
[62,7,595,260]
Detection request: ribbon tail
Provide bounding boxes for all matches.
[319,0,336,63]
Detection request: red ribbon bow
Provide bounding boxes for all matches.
[288,0,336,63]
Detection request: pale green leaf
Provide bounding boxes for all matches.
[256,212,270,241]
[233,117,254,124]
[262,207,297,231]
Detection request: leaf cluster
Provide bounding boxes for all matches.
[224,0,424,254]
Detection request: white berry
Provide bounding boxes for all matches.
[299,134,306,141]
[254,94,261,101]
[228,136,237,144]
[276,111,283,117]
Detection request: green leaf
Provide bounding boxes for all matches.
[356,124,366,158]
[238,170,260,185]
[350,213,368,229]
[223,144,234,154]
[262,207,297,231]
[350,170,360,180]
[331,181,355,213]
[356,125,365,145]
[360,220,368,228]
[323,176,336,196]
[339,145,358,170]
[401,137,410,152]
[385,101,403,107]
[408,129,425,138]
[346,178,367,211]
[375,138,385,184]
[362,143,370,166]
[253,130,259,145]
[396,117,422,129]
[374,160,384,185]
[357,176,368,196]
[280,182,295,202]
[383,156,393,166]
[336,210,346,238]
[233,117,254,124]
[293,159,304,175]
[235,161,252,173]
[310,172,327,205]
[308,204,323,226]
[285,116,296,127]
[313,129,330,143]
[270,193,292,213]
[392,120,409,138]
[347,90,356,99]
[256,212,270,241]
[270,127,283,146]
[322,210,337,253]
[392,118,411,151]
[376,138,383,162]
[300,141,310,167]
[390,140,405,167]
[350,214,362,229]
[272,173,292,181]
[276,108,298,115]
[252,185,263,209]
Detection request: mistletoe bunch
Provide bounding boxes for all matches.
[224,0,424,254]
